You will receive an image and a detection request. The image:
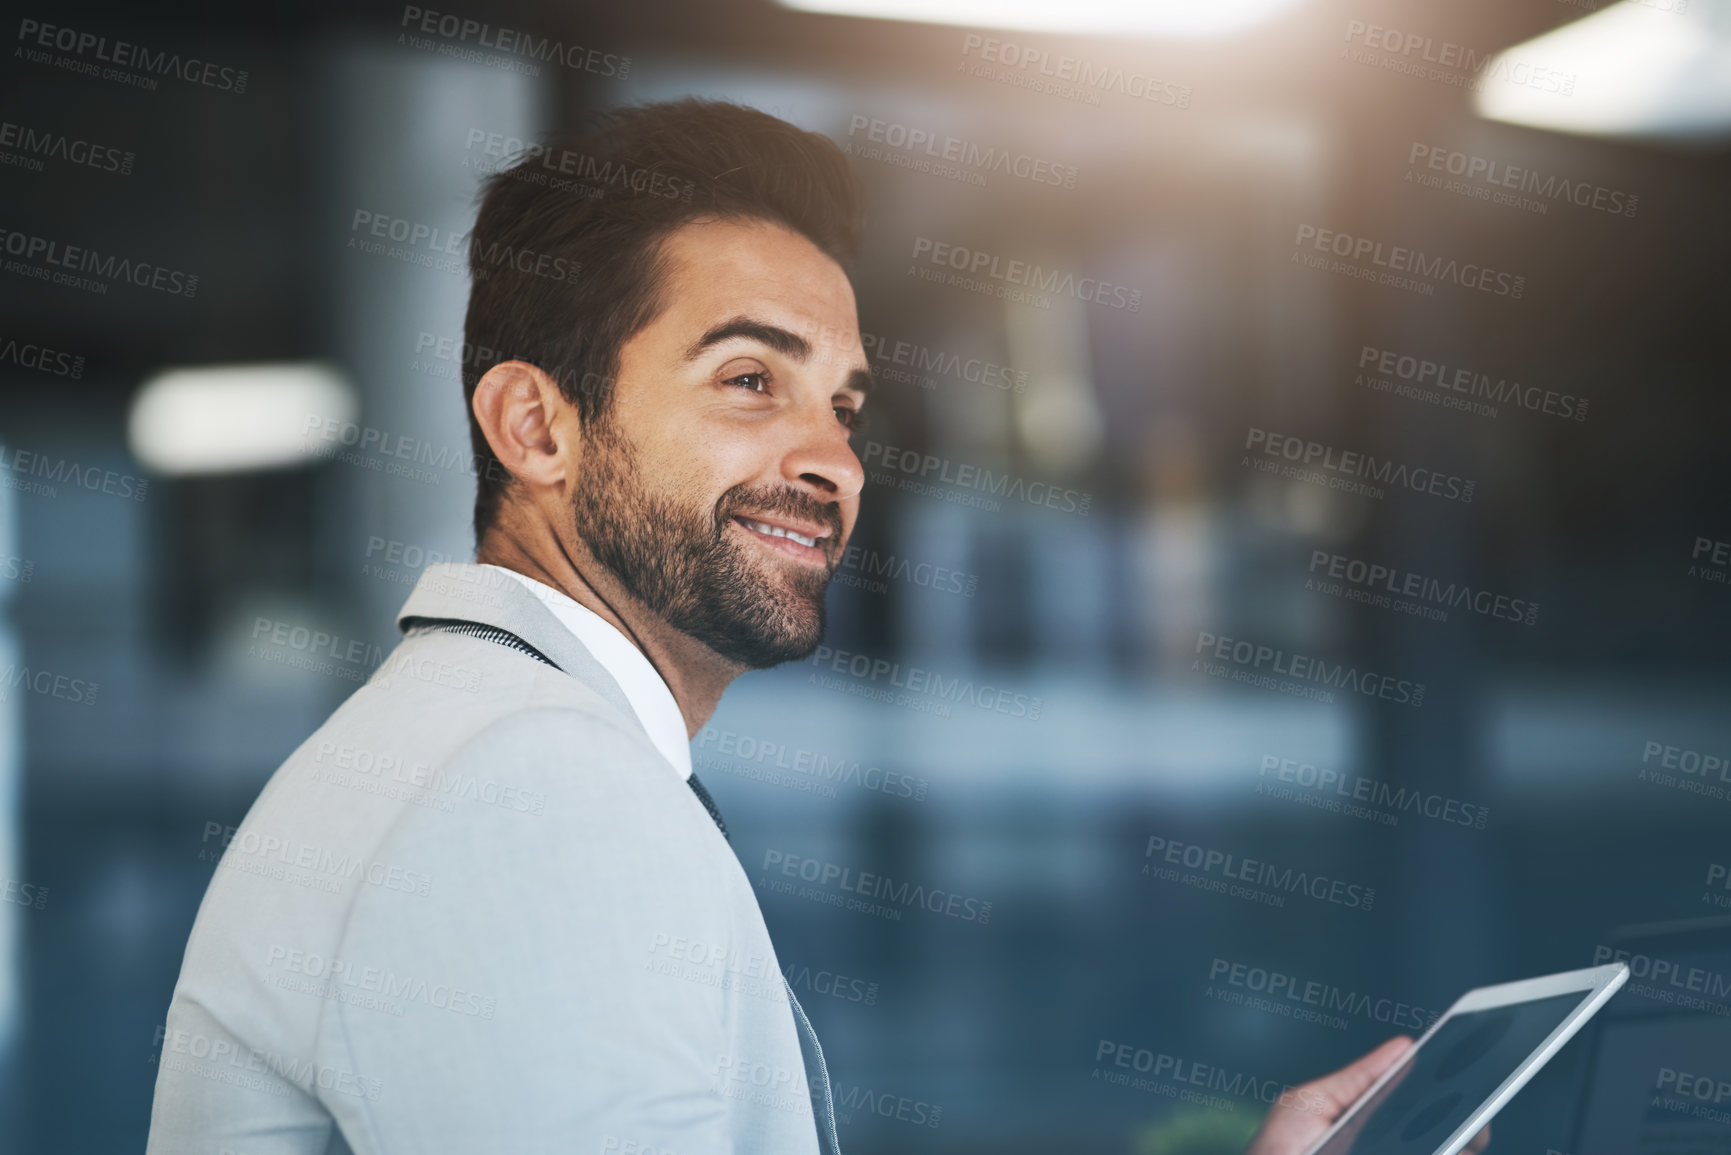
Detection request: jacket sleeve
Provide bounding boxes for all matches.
[310,707,753,1155]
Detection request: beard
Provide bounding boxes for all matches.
[570,416,841,669]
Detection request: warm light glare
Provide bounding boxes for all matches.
[127,362,358,476]
[1475,0,1731,140]
[776,0,1310,40]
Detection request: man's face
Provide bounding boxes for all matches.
[569,216,870,669]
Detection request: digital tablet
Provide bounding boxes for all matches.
[1300,962,1630,1155]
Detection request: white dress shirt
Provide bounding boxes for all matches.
[482,564,693,781]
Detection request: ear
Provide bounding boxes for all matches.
[471,361,574,490]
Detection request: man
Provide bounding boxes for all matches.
[148,99,1478,1154]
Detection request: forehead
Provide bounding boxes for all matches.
[653,216,860,350]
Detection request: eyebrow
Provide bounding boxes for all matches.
[685,315,874,398]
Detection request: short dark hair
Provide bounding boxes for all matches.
[460,98,864,542]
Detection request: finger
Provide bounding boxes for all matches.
[1464,1123,1491,1152]
[1302,1035,1415,1114]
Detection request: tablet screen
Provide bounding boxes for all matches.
[1313,991,1592,1155]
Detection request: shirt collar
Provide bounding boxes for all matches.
[480,565,692,781]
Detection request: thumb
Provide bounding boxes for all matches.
[1305,1035,1414,1115]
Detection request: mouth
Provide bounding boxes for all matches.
[731,514,834,565]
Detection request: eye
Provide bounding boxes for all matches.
[834,405,862,431]
[725,370,769,393]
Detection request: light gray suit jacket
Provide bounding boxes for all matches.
[147,563,841,1155]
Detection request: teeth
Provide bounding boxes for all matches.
[740,517,818,548]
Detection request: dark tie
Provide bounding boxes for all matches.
[684,770,730,840]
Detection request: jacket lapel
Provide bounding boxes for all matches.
[784,979,842,1154]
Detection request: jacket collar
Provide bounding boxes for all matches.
[396,562,644,739]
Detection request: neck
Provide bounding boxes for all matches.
[475,515,747,739]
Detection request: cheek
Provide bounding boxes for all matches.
[659,418,776,494]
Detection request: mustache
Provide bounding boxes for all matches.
[715,484,845,545]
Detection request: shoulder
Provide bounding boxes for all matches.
[330,706,746,1006]
[445,704,676,797]
[371,705,720,886]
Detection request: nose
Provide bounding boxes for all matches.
[780,401,864,504]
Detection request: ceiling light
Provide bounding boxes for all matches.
[777,0,1310,41]
[1476,0,1731,141]
[128,362,358,476]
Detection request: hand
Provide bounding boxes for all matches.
[1244,1036,1490,1155]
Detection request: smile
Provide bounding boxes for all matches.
[737,516,819,547]
[731,515,833,563]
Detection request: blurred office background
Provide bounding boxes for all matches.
[2,0,1730,1150]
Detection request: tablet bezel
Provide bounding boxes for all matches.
[1298,962,1631,1155]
